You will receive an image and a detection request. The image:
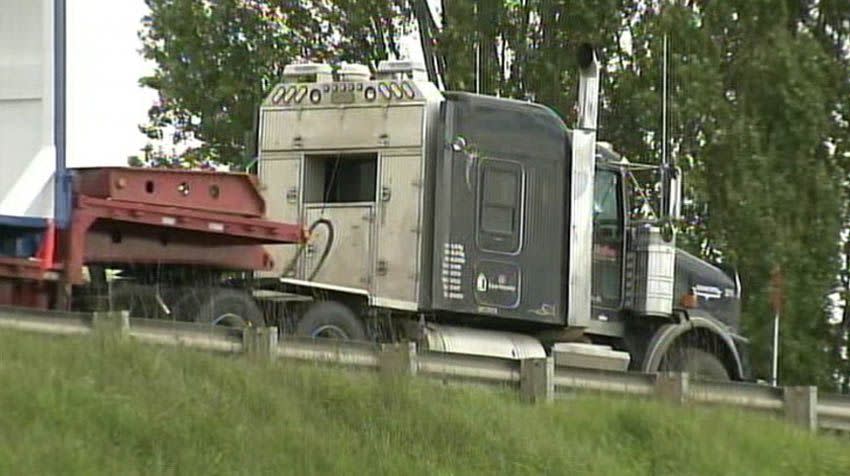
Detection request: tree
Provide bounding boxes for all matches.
[140,0,410,167]
[433,0,849,386]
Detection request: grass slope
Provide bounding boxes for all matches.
[0,330,847,475]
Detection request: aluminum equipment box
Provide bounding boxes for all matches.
[627,225,676,316]
[257,74,443,312]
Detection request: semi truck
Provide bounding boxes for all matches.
[1,0,750,380]
[250,49,750,380]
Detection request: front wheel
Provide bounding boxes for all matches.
[659,347,730,381]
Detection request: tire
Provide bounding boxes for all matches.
[193,288,265,328]
[295,301,366,340]
[110,282,165,319]
[660,347,730,381]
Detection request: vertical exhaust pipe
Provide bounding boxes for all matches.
[567,44,601,328]
[576,44,600,130]
[660,35,682,223]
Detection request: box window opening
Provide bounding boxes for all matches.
[304,153,377,203]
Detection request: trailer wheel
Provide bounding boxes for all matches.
[660,347,730,381]
[110,283,164,319]
[295,301,366,340]
[193,289,265,328]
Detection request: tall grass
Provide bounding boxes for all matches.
[0,330,846,475]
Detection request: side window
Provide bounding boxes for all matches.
[593,170,619,223]
[478,159,523,253]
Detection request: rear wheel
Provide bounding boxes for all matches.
[659,346,730,381]
[109,282,168,319]
[190,288,264,328]
[295,301,366,340]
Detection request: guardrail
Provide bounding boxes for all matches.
[0,307,848,433]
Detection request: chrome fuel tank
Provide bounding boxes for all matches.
[421,323,545,360]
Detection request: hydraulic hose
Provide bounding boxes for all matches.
[280,218,335,281]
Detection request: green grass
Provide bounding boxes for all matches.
[0,330,847,476]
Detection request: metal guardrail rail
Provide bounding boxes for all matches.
[0,307,848,433]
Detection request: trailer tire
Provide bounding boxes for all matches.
[194,289,265,328]
[660,347,730,381]
[110,283,165,319]
[295,301,366,340]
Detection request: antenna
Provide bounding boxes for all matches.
[474,3,480,94]
[660,34,671,219]
[662,35,668,170]
[660,34,682,223]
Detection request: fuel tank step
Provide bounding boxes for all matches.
[551,343,631,371]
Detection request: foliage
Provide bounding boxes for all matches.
[1,330,848,475]
[433,0,850,388]
[140,0,410,167]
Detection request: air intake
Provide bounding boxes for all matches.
[337,63,371,82]
[282,63,333,83]
[376,60,427,81]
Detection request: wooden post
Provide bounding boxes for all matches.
[655,372,689,405]
[243,326,278,361]
[520,357,554,404]
[783,386,818,431]
[380,342,418,376]
[92,310,129,337]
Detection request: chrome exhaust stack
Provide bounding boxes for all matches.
[567,44,601,328]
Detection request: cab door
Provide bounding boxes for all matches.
[591,168,625,308]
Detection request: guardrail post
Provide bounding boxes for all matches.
[520,357,554,404]
[243,326,278,361]
[655,372,689,404]
[783,385,817,431]
[380,342,418,376]
[92,310,129,337]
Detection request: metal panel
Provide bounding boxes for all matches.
[261,106,423,151]
[74,167,268,217]
[373,154,423,307]
[0,0,55,219]
[258,156,302,276]
[304,205,373,290]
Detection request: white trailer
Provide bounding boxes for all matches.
[0,0,152,225]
